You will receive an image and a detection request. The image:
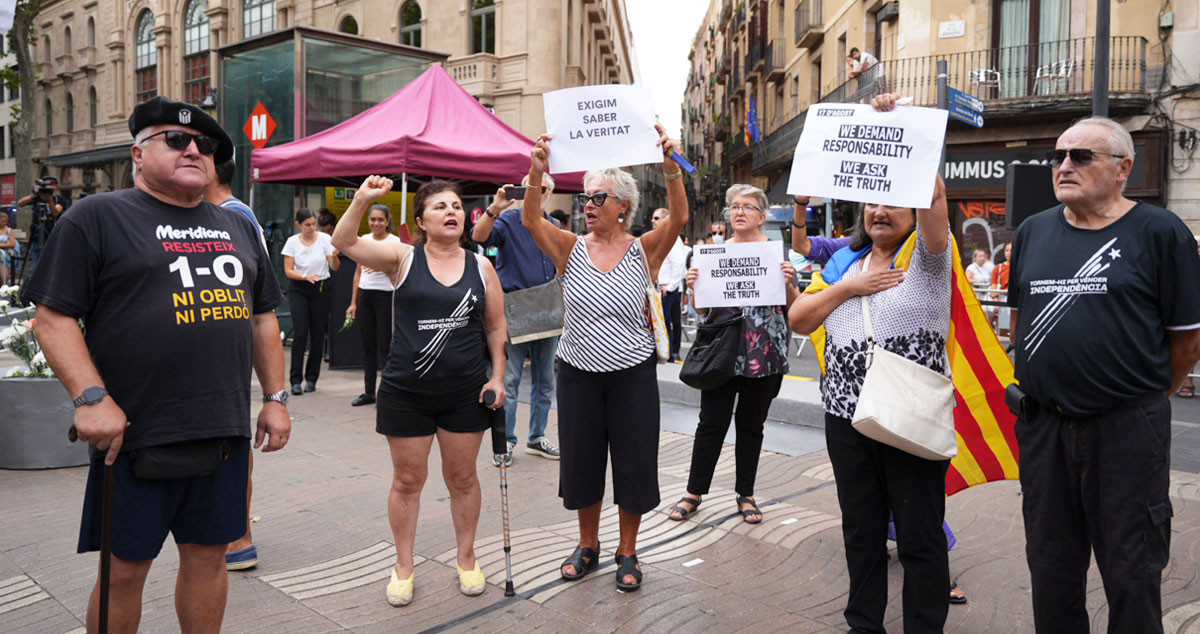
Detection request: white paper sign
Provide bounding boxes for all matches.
[787,103,948,209]
[543,85,662,174]
[939,20,966,38]
[692,241,786,309]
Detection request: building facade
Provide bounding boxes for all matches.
[684,0,1200,255]
[27,0,636,211]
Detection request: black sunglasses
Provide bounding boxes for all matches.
[144,130,220,155]
[576,192,613,207]
[1045,148,1125,167]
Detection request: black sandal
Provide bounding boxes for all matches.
[736,496,763,524]
[949,581,968,605]
[560,543,600,581]
[615,553,642,591]
[667,495,702,521]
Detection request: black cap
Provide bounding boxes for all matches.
[128,96,234,164]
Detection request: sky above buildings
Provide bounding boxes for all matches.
[626,1,710,140]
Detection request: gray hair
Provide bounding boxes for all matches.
[724,183,769,222]
[1069,117,1135,161]
[130,124,159,181]
[583,167,639,230]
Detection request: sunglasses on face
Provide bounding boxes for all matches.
[144,130,220,155]
[1045,148,1125,167]
[576,192,613,207]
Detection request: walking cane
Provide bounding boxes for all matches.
[483,390,516,597]
[70,425,114,634]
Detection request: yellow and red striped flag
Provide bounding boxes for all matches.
[802,233,1019,495]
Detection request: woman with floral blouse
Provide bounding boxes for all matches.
[669,183,798,524]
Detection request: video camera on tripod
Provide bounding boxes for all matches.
[30,178,58,229]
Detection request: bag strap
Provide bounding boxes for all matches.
[635,237,654,293]
[860,252,875,343]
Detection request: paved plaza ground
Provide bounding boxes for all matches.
[4,349,1200,632]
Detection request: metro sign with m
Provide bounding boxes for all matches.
[242,101,278,149]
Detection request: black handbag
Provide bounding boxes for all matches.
[679,312,744,390]
[129,438,231,480]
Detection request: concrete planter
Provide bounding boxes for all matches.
[0,376,88,469]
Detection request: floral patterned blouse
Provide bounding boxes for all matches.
[705,305,790,379]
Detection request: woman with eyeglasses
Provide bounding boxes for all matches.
[668,185,798,526]
[521,124,687,592]
[282,207,339,394]
[788,92,952,632]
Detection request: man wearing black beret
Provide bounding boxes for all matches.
[22,96,290,633]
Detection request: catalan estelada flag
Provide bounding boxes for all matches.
[801,233,1019,495]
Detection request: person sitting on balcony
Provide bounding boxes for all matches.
[847,47,879,80]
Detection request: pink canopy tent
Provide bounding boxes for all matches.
[251,65,584,203]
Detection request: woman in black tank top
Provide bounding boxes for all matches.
[332,177,508,607]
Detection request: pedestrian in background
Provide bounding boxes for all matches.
[965,249,993,286]
[24,95,289,633]
[472,172,563,465]
[346,204,402,407]
[1007,116,1200,632]
[788,92,953,634]
[332,175,507,608]
[669,184,797,525]
[522,124,688,591]
[652,207,688,362]
[282,207,339,394]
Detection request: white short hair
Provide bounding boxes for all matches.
[583,167,639,230]
[131,124,159,180]
[724,184,769,224]
[1069,117,1135,160]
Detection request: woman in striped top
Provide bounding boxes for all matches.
[521,125,688,591]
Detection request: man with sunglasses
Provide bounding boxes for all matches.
[472,172,562,466]
[1007,116,1200,633]
[22,96,289,633]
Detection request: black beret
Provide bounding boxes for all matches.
[129,96,234,164]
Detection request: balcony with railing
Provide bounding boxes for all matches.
[752,109,806,175]
[446,53,499,100]
[719,0,732,26]
[745,41,764,80]
[818,36,1148,116]
[733,4,745,32]
[794,0,823,49]
[765,39,784,81]
[725,129,748,162]
[731,62,743,94]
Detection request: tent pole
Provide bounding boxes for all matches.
[401,173,408,226]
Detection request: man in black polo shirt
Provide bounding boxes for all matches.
[1008,117,1200,632]
[23,97,290,633]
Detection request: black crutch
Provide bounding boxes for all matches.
[70,425,114,634]
[483,390,516,596]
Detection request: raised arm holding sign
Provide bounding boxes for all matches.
[542,85,663,174]
[787,97,948,210]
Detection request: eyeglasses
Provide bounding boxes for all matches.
[725,204,762,215]
[143,130,220,156]
[576,192,613,207]
[1045,148,1125,167]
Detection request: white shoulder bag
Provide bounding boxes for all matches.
[850,253,958,461]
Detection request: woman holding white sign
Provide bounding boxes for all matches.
[521,124,687,592]
[787,93,952,633]
[669,184,798,525]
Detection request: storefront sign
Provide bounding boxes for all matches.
[243,102,278,149]
[943,145,1146,191]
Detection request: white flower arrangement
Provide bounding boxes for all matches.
[0,284,56,379]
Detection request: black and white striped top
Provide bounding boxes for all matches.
[558,236,655,372]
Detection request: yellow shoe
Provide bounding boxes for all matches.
[457,561,486,596]
[386,568,414,606]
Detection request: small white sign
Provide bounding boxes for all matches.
[542,85,662,174]
[692,241,786,309]
[682,558,705,568]
[786,103,948,209]
[939,20,966,38]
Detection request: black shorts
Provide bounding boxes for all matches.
[77,437,250,562]
[376,381,491,437]
[557,353,661,515]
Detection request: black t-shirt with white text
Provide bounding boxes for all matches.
[1008,202,1200,416]
[21,188,284,450]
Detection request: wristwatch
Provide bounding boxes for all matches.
[484,208,498,219]
[72,386,108,408]
[263,389,291,406]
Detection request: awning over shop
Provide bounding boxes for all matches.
[251,65,584,191]
[47,142,133,168]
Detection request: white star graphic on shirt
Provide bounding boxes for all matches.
[471,294,478,303]
[1108,248,1121,260]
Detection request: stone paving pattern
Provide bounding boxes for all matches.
[4,364,1200,633]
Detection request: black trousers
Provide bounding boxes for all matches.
[825,413,949,634]
[687,373,783,497]
[662,290,682,358]
[289,279,331,385]
[357,288,392,395]
[1018,396,1171,634]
